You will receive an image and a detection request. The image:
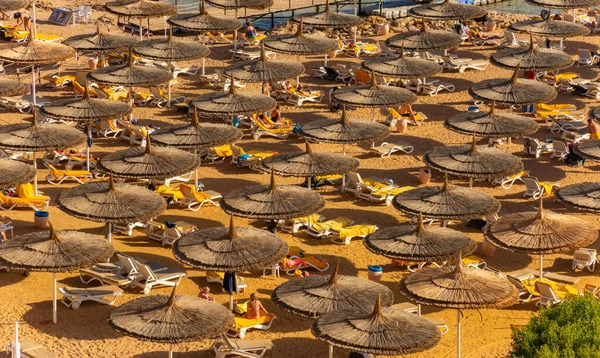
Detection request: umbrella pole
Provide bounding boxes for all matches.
[353,26,357,44]
[139,19,143,41]
[328,344,333,358]
[324,53,328,67]
[229,293,234,311]
[469,177,473,189]
[33,152,38,194]
[354,0,357,15]
[296,55,301,86]
[106,222,112,242]
[342,143,346,155]
[202,57,206,76]
[194,149,199,188]
[32,0,37,37]
[539,254,543,281]
[418,304,421,316]
[168,344,173,358]
[86,124,91,171]
[12,321,20,358]
[53,273,57,324]
[234,9,239,49]
[457,309,461,358]
[31,60,37,107]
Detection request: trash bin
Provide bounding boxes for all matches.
[34,211,49,229]
[367,265,383,282]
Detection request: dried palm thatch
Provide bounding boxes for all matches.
[330,74,417,108]
[299,106,390,145]
[57,174,166,224]
[393,175,501,220]
[364,213,476,262]
[263,19,338,56]
[491,37,573,71]
[206,0,273,10]
[191,76,276,115]
[105,0,177,18]
[0,159,35,189]
[64,23,137,52]
[510,18,590,38]
[0,112,86,152]
[109,287,234,343]
[295,0,364,28]
[223,42,305,83]
[312,296,441,356]
[272,262,394,318]
[87,50,171,87]
[167,0,242,32]
[0,78,24,97]
[150,108,243,150]
[423,136,523,180]
[0,36,75,64]
[386,21,463,51]
[469,66,557,105]
[399,255,518,309]
[0,224,113,272]
[484,199,596,254]
[39,85,132,122]
[574,139,600,161]
[173,216,288,272]
[97,136,199,180]
[555,182,600,212]
[408,0,486,20]
[444,102,539,138]
[361,48,442,79]
[133,28,210,61]
[525,0,600,9]
[590,106,600,122]
[0,0,26,11]
[221,171,326,219]
[259,140,360,177]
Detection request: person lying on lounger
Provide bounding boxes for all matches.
[257,114,293,130]
[198,286,214,302]
[469,28,503,41]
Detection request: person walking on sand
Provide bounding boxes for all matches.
[14,11,31,32]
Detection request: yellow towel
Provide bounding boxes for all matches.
[546,72,579,82]
[507,171,527,180]
[462,255,484,267]
[290,214,319,223]
[362,178,391,190]
[355,68,371,84]
[338,225,377,238]
[303,255,328,269]
[310,217,352,231]
[234,314,273,331]
[536,103,577,112]
[206,271,224,280]
[212,145,233,157]
[52,75,76,86]
[15,183,35,198]
[522,278,579,298]
[0,193,48,207]
[315,174,343,181]
[371,186,414,198]
[535,110,572,119]
[592,132,600,140]
[155,184,184,201]
[245,150,276,159]
[288,246,305,258]
[538,181,557,195]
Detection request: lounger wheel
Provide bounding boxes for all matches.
[238,329,246,339]
[253,134,260,140]
[71,301,81,309]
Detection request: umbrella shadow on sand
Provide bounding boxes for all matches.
[272,337,340,358]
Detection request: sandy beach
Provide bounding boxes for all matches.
[0,3,599,357]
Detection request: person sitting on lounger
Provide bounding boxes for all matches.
[588,118,600,139]
[198,286,214,301]
[246,293,272,319]
[397,105,420,126]
[245,21,257,39]
[257,113,293,130]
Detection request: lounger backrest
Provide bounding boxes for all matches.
[230,145,242,159]
[150,87,161,98]
[117,254,138,276]
[346,172,362,189]
[553,141,567,152]
[137,263,157,281]
[579,49,591,58]
[180,184,196,200]
[503,31,515,43]
[536,282,559,301]
[522,177,541,191]
[507,276,525,291]
[324,67,339,76]
[574,250,593,261]
[221,334,237,349]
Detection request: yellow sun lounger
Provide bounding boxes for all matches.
[251,118,294,140]
[179,184,222,211]
[232,314,275,338]
[282,256,329,275]
[278,214,324,234]
[462,255,487,269]
[0,192,49,211]
[307,216,354,238]
[536,103,578,112]
[287,246,305,258]
[155,184,185,202]
[388,107,427,127]
[45,164,93,185]
[523,278,579,298]
[50,74,76,88]
[15,183,36,198]
[204,144,234,163]
[331,225,378,245]
[73,81,98,97]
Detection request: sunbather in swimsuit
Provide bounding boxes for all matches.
[246,293,271,319]
[257,114,293,130]
[245,21,257,39]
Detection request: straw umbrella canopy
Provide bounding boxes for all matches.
[223,42,305,83]
[510,18,590,38]
[0,36,75,65]
[206,0,273,10]
[444,102,539,138]
[259,140,360,178]
[63,23,138,52]
[555,182,600,213]
[87,50,171,88]
[423,136,524,182]
[573,139,600,161]
[484,199,597,279]
[0,0,26,11]
[191,76,276,115]
[295,0,364,28]
[133,28,210,61]
[0,224,113,323]
[491,36,573,71]
[409,0,486,20]
[386,21,463,51]
[331,74,417,109]
[298,106,390,149]
[469,66,557,105]
[0,78,24,97]
[399,255,518,357]
[167,0,242,32]
[97,136,199,180]
[312,296,441,357]
[220,171,326,219]
[0,159,35,189]
[526,0,600,7]
[263,20,339,56]
[57,174,167,240]
[590,106,600,122]
[393,175,501,221]
[360,48,442,79]
[272,262,394,319]
[105,0,176,18]
[364,213,477,262]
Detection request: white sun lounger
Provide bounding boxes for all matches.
[211,334,274,358]
[59,285,124,309]
[370,142,414,158]
[7,339,56,358]
[135,263,185,294]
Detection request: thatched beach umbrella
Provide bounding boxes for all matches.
[0,78,24,97]
[97,136,199,180]
[57,174,167,241]
[64,23,137,53]
[423,136,523,186]
[510,17,590,48]
[330,75,417,119]
[105,0,177,40]
[386,20,463,51]
[0,224,113,323]
[485,199,597,279]
[590,106,600,122]
[0,159,35,189]
[259,140,360,178]
[271,262,394,319]
[393,174,501,221]
[0,0,26,11]
[0,112,86,192]
[361,48,442,79]
[223,42,305,85]
[298,106,390,151]
[109,286,234,357]
[409,0,486,20]
[469,66,557,105]
[167,0,242,33]
[364,213,476,263]
[444,102,539,138]
[525,0,600,7]
[87,50,172,88]
[296,0,364,43]
[206,0,273,9]
[555,182,600,212]
[312,296,441,358]
[173,216,288,308]
[220,171,326,220]
[400,255,518,358]
[491,35,573,71]
[574,139,600,161]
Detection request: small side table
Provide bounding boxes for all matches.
[262,264,280,279]
[0,224,13,239]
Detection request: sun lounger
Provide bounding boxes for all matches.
[506,272,535,302]
[536,281,567,308]
[561,127,590,143]
[306,216,354,239]
[523,137,553,158]
[386,107,428,127]
[112,221,148,236]
[462,255,487,269]
[278,214,325,234]
[79,266,135,287]
[211,334,273,358]
[523,177,559,199]
[59,285,123,309]
[230,145,277,170]
[230,49,275,61]
[231,314,275,339]
[442,56,488,73]
[370,142,414,158]
[170,62,199,77]
[135,263,185,294]
[572,248,597,272]
[284,88,322,107]
[535,103,578,113]
[421,82,455,96]
[282,256,330,275]
[47,74,76,89]
[577,48,597,66]
[203,144,233,164]
[179,184,221,211]
[331,225,378,245]
[205,271,247,294]
[550,118,587,134]
[251,118,294,140]
[150,87,186,108]
[313,66,353,83]
[7,339,56,358]
[0,191,49,211]
[44,164,93,185]
[392,303,448,334]
[146,220,196,246]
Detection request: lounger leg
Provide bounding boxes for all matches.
[329,344,333,358]
[53,273,57,324]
